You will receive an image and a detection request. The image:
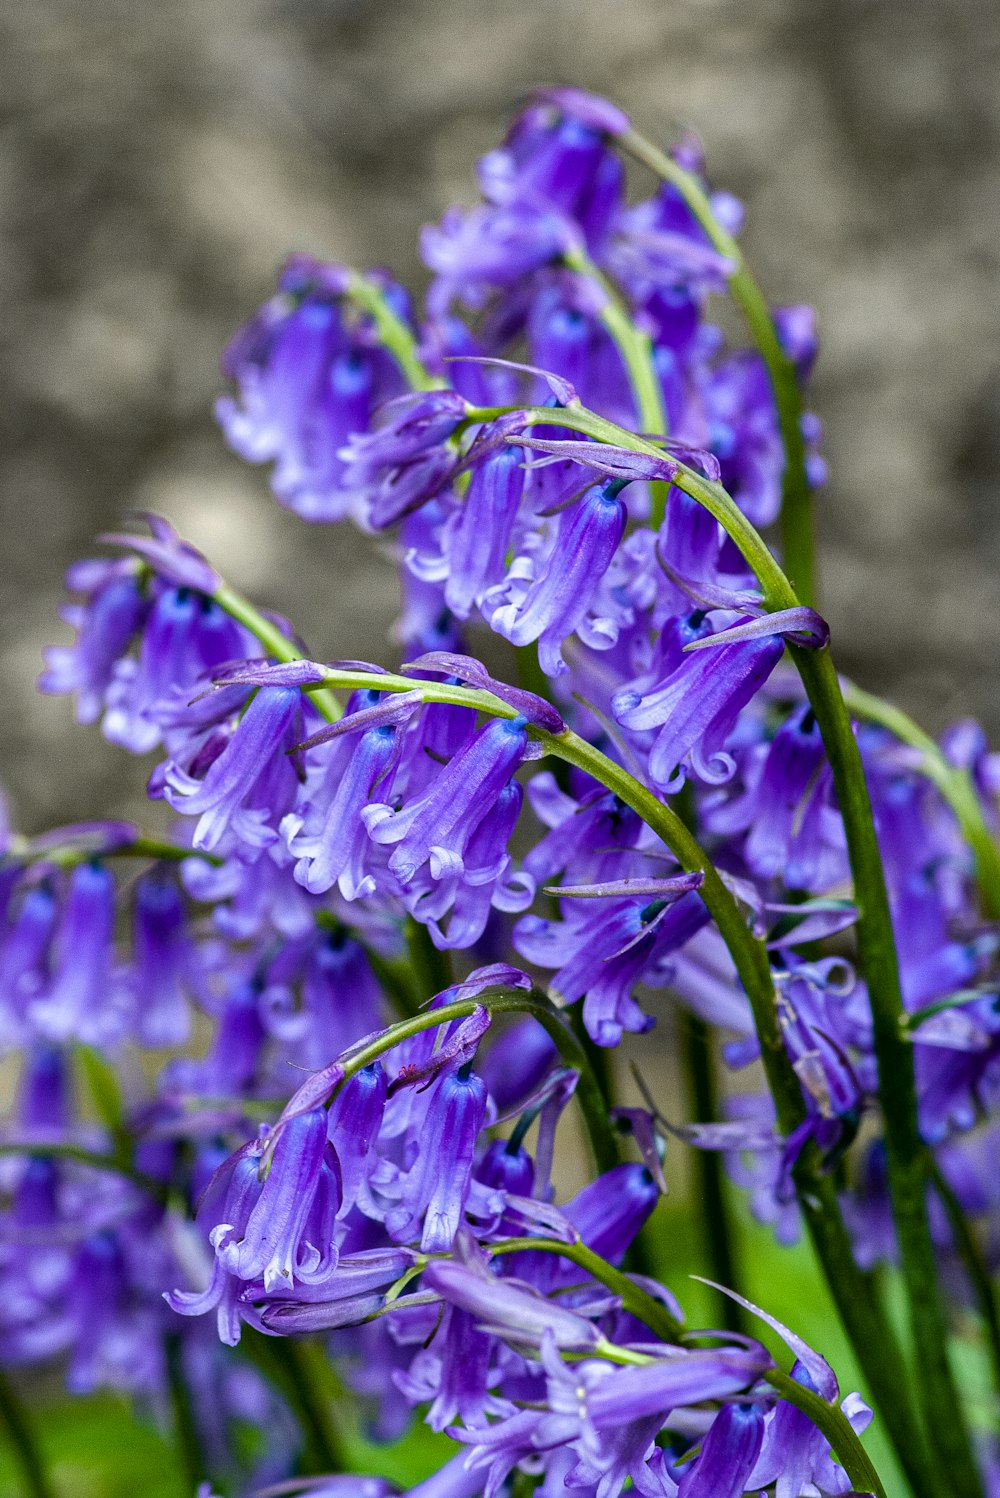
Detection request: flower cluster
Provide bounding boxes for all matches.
[4,84,999,1498]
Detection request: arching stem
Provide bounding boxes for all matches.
[616,127,816,605]
[764,1368,888,1498]
[213,580,342,723]
[335,987,619,1176]
[488,1235,683,1342]
[461,395,980,1493]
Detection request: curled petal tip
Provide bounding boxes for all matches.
[530,86,631,138]
[403,651,565,734]
[100,513,219,595]
[510,435,678,485]
[683,607,829,652]
[444,354,577,407]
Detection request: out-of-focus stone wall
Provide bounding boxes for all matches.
[3,0,999,831]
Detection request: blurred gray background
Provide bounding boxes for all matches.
[3,0,1000,833]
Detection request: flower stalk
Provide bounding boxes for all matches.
[488,1235,683,1342]
[212,580,343,723]
[299,658,932,1495]
[332,986,620,1176]
[460,393,981,1494]
[617,125,816,604]
[763,1367,888,1498]
[0,1369,54,1498]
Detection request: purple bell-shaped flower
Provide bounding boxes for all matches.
[483,480,629,676]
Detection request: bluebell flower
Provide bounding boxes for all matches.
[499,1161,664,1309]
[451,1334,771,1498]
[423,1249,602,1352]
[442,442,527,620]
[941,716,1000,817]
[613,614,789,790]
[774,303,819,386]
[326,1063,388,1220]
[284,690,404,899]
[423,95,627,315]
[423,202,571,315]
[911,994,1000,1143]
[475,1137,535,1198]
[103,586,250,755]
[216,255,407,522]
[364,716,532,888]
[386,1065,489,1252]
[483,480,629,676]
[258,1246,419,1335]
[395,502,465,656]
[126,871,194,1047]
[29,863,122,1046]
[162,975,266,1101]
[401,1452,493,1498]
[290,929,387,1072]
[38,559,147,726]
[528,293,605,412]
[774,966,864,1181]
[214,1107,340,1291]
[14,1045,72,1139]
[99,512,220,595]
[523,773,645,890]
[339,389,469,529]
[563,1162,662,1264]
[708,1281,874,1497]
[609,170,737,310]
[401,780,535,951]
[65,1231,165,1397]
[480,102,624,248]
[164,685,305,854]
[677,1403,764,1498]
[395,1300,503,1435]
[704,704,840,890]
[169,1107,341,1342]
[515,882,706,1046]
[705,353,786,529]
[0,881,57,1047]
[656,489,723,614]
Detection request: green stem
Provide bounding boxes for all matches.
[404,916,453,1003]
[679,1013,746,1336]
[212,581,342,723]
[336,987,618,1175]
[617,127,816,605]
[790,1173,932,1496]
[764,1368,888,1498]
[345,273,440,392]
[241,1332,348,1475]
[926,1148,1000,1403]
[462,398,969,1491]
[844,679,1000,920]
[164,1332,205,1492]
[561,245,670,521]
[0,1367,54,1498]
[794,646,981,1496]
[488,1235,683,1342]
